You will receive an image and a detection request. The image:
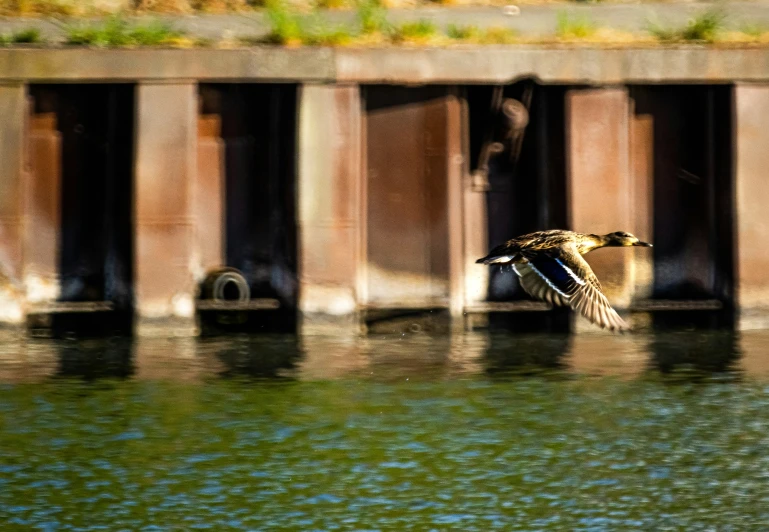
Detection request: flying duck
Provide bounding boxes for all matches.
[476,230,652,332]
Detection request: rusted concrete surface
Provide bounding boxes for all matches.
[628,106,654,302]
[735,85,769,330]
[24,109,61,306]
[134,82,198,335]
[5,48,769,85]
[297,84,362,328]
[195,113,225,274]
[362,88,463,316]
[567,88,633,329]
[0,85,25,323]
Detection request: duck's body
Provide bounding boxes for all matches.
[476,229,652,332]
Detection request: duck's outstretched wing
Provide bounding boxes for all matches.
[512,263,571,307]
[516,247,630,332]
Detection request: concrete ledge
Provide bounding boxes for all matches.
[0,48,334,82]
[334,47,769,84]
[4,46,769,84]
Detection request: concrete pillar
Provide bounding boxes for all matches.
[24,101,62,307]
[134,82,198,336]
[297,84,362,332]
[628,102,654,302]
[734,85,769,329]
[0,85,26,323]
[567,88,634,328]
[195,111,225,273]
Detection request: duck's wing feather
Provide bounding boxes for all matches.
[518,247,630,332]
[512,263,571,307]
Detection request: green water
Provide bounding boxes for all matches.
[2,331,769,530]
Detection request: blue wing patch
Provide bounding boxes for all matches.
[529,257,577,295]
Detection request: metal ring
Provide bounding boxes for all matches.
[212,271,251,302]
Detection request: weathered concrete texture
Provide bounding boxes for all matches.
[362,88,463,315]
[134,82,198,335]
[24,109,61,305]
[195,113,225,274]
[333,48,769,85]
[0,85,26,323]
[6,47,769,85]
[0,48,334,82]
[567,87,633,325]
[735,84,769,330]
[297,84,362,327]
[628,105,654,301]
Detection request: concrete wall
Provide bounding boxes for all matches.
[0,85,25,323]
[297,84,362,330]
[735,85,769,330]
[0,46,767,333]
[134,82,199,335]
[567,88,633,309]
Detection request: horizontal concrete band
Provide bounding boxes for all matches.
[3,46,769,84]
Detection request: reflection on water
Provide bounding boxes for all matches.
[2,330,769,529]
[648,330,742,381]
[1,329,760,384]
[482,332,571,378]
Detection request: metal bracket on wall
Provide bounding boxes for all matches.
[470,83,533,193]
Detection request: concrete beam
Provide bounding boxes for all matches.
[735,85,769,330]
[134,82,198,336]
[297,84,362,331]
[4,47,769,85]
[0,48,333,83]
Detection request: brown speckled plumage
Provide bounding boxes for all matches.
[476,229,652,332]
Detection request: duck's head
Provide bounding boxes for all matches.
[604,231,652,247]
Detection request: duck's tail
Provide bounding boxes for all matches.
[476,253,516,265]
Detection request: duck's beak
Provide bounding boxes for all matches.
[634,240,653,247]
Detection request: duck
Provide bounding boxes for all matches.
[476,230,652,332]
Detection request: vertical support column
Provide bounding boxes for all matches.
[734,85,769,329]
[195,107,225,273]
[567,88,633,329]
[462,102,489,313]
[24,96,62,307]
[297,84,361,332]
[134,82,198,336]
[446,93,465,320]
[0,85,26,323]
[629,99,655,302]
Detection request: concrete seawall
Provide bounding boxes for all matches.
[0,45,768,335]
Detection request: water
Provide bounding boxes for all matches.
[2,329,769,530]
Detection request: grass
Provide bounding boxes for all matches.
[263,0,305,45]
[447,24,517,44]
[357,0,391,35]
[303,16,356,45]
[391,19,438,43]
[648,9,727,43]
[65,16,185,47]
[0,27,44,45]
[555,11,596,40]
[479,26,518,44]
[0,0,764,48]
